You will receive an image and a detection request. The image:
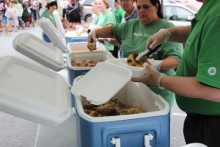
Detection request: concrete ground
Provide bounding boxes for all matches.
[0,26,187,147]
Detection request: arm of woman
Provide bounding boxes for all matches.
[95,26,114,38]
[160,56,179,70]
[168,25,191,43]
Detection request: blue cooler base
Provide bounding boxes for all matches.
[78,113,170,147]
[65,37,87,44]
[68,69,89,86]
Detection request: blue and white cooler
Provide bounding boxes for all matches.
[0,47,170,147]
[39,18,114,84]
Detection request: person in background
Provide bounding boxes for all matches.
[113,0,125,24]
[88,0,183,106]
[94,0,116,57]
[120,0,137,22]
[132,0,220,146]
[83,1,100,29]
[66,0,82,25]
[59,0,68,19]
[2,0,8,25]
[0,3,3,27]
[14,0,24,29]
[5,1,18,31]
[22,0,31,27]
[40,0,57,42]
[31,0,39,27]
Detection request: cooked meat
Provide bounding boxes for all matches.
[82,98,144,117]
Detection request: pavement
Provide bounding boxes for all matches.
[0,26,187,147]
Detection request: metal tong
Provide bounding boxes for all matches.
[135,44,162,61]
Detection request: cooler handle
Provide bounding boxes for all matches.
[111,137,121,147]
[144,134,153,147]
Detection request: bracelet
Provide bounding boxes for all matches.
[157,73,166,88]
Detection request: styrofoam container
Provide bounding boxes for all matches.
[67,50,114,85]
[71,62,132,105]
[0,56,72,127]
[106,58,146,77]
[67,42,90,52]
[72,77,170,147]
[40,17,67,53]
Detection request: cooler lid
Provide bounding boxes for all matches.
[71,62,132,105]
[0,56,72,127]
[13,32,65,72]
[40,17,67,53]
[53,10,65,38]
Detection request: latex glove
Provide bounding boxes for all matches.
[131,64,166,87]
[87,30,97,51]
[145,59,162,71]
[147,29,171,49]
[97,38,111,44]
[87,30,96,43]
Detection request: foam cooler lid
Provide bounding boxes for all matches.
[13,33,65,71]
[40,17,67,53]
[71,62,132,105]
[0,56,72,127]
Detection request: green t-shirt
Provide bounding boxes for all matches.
[40,10,56,26]
[90,14,100,25]
[114,7,125,25]
[96,11,116,51]
[112,19,183,106]
[176,0,220,115]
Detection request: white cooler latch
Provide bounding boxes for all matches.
[144,134,153,147]
[111,137,121,147]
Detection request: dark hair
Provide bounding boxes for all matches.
[46,1,57,9]
[149,0,163,18]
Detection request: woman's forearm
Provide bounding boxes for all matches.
[95,26,114,38]
[168,26,191,43]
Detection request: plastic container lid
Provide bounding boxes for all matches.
[40,17,67,53]
[53,10,65,38]
[13,32,66,71]
[71,62,132,105]
[106,58,146,77]
[0,56,72,127]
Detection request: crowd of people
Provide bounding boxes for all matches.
[0,0,41,32]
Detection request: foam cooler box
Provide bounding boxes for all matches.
[72,79,170,147]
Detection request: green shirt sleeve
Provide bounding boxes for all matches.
[197,17,220,88]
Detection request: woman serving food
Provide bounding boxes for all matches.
[87,0,183,106]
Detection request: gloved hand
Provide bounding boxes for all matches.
[145,59,162,71]
[97,38,111,44]
[87,30,97,51]
[147,29,171,49]
[131,64,166,87]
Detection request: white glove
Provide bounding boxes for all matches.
[147,29,171,49]
[131,65,166,87]
[97,38,111,44]
[87,30,96,43]
[87,30,97,51]
[144,59,162,71]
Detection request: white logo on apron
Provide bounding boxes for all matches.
[208,67,216,75]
